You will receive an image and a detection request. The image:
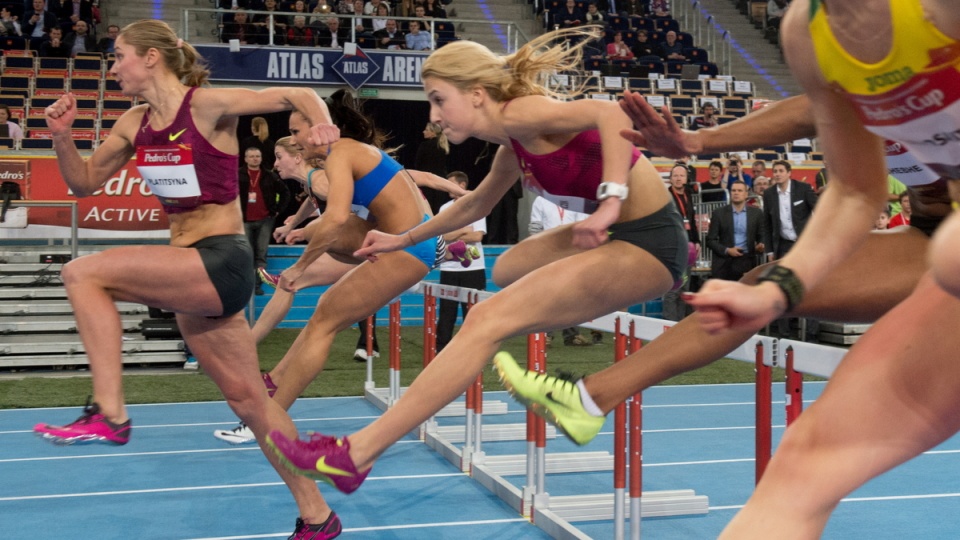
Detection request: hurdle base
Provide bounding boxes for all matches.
[364,386,509,416]
[432,423,557,443]
[478,451,613,475]
[537,490,709,521]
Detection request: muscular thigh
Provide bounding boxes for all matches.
[492,224,587,288]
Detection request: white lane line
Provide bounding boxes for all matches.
[185,518,532,540]
[0,473,466,502]
[709,491,960,513]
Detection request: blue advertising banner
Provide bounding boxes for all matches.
[194,44,427,89]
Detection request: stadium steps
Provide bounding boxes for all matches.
[104,0,220,42]
[446,0,542,53]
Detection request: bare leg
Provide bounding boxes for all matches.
[582,228,929,412]
[346,226,675,468]
[720,273,960,539]
[268,252,428,409]
[251,254,355,344]
[180,312,332,524]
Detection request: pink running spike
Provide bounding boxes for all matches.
[266,431,370,494]
[262,372,278,398]
[257,267,280,289]
[288,513,343,540]
[34,402,131,445]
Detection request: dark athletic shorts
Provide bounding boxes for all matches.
[191,234,255,317]
[608,202,689,283]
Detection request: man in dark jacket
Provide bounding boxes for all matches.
[239,147,290,295]
[762,160,818,259]
[707,181,766,281]
[63,19,96,57]
[23,0,59,50]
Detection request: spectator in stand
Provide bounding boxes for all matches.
[222,9,261,44]
[40,26,70,57]
[289,0,309,15]
[663,164,700,321]
[397,0,413,17]
[240,147,290,296]
[413,4,433,32]
[316,15,351,46]
[370,2,390,33]
[658,29,686,61]
[874,207,891,230]
[630,29,656,59]
[405,19,431,50]
[254,0,288,44]
[0,6,22,37]
[0,104,24,142]
[24,0,59,50]
[364,0,390,15]
[606,31,633,60]
[621,0,645,17]
[346,0,371,35]
[888,192,912,228]
[584,3,604,24]
[53,0,93,36]
[692,103,718,130]
[373,18,404,49]
[556,0,583,28]
[63,18,95,57]
[436,171,486,353]
[286,14,314,46]
[751,159,767,180]
[751,175,770,202]
[722,155,753,190]
[239,116,276,171]
[415,122,450,214]
[649,0,669,17]
[887,174,907,216]
[424,0,446,18]
[97,23,118,53]
[706,180,765,281]
[701,159,726,202]
[766,0,787,35]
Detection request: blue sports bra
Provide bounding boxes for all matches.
[353,149,402,208]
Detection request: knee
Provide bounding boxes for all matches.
[490,257,519,288]
[929,218,960,297]
[60,257,93,289]
[222,381,268,423]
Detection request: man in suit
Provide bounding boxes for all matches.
[762,159,817,260]
[23,0,59,50]
[762,159,818,338]
[315,16,351,48]
[707,181,765,281]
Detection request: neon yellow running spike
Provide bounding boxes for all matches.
[493,351,605,446]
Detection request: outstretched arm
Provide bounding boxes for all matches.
[407,170,469,198]
[618,91,816,158]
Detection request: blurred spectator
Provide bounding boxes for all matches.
[692,103,718,130]
[649,0,669,17]
[371,2,390,32]
[24,0,59,50]
[701,159,727,202]
[556,0,583,28]
[364,0,390,14]
[415,122,450,214]
[751,175,770,203]
[584,3,604,24]
[658,30,686,61]
[0,104,24,142]
[766,0,787,34]
[424,0,446,18]
[39,26,70,57]
[888,192,911,228]
[239,116,277,171]
[316,16,350,47]
[286,14,314,45]
[64,18,95,56]
[54,0,93,36]
[887,174,907,215]
[288,0,309,15]
[97,23,118,53]
[373,18,404,49]
[222,9,261,44]
[0,6,22,37]
[397,0,413,17]
[875,207,891,230]
[630,29,656,58]
[239,147,290,296]
[722,155,753,190]
[607,31,633,60]
[254,0,288,43]
[405,19,431,50]
[751,159,767,180]
[413,5,432,32]
[621,0,645,16]
[345,0,371,35]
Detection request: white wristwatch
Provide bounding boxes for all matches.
[596,182,629,201]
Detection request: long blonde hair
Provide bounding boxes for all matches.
[251,117,269,142]
[275,135,323,170]
[119,20,209,87]
[421,27,602,101]
[425,122,449,154]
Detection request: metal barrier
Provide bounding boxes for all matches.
[5,200,79,260]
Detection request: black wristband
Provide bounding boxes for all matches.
[756,264,804,313]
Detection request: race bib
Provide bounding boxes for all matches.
[136,145,201,207]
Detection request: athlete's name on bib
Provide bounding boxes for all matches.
[145,177,190,186]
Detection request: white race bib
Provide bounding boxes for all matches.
[137,145,201,207]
